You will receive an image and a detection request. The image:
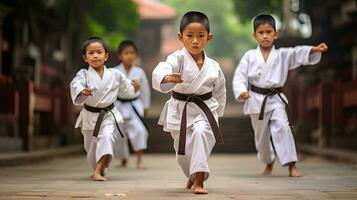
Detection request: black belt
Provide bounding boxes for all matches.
[117,96,139,103]
[117,96,147,128]
[172,91,224,155]
[250,84,287,120]
[84,103,124,138]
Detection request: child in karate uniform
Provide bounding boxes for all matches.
[232,14,328,177]
[114,40,150,169]
[70,37,140,181]
[152,11,226,194]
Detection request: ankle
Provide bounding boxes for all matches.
[194,172,204,186]
[266,164,273,169]
[288,162,296,169]
[94,170,102,175]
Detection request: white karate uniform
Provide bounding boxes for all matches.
[232,45,322,165]
[70,66,135,171]
[113,63,150,159]
[152,48,226,181]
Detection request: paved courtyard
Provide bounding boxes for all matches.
[0,154,356,199]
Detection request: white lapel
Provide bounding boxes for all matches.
[89,66,113,105]
[256,45,266,64]
[265,46,286,85]
[256,46,279,85]
[180,48,209,93]
[87,66,101,87]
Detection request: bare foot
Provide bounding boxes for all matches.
[193,185,208,194]
[117,160,127,168]
[93,172,106,181]
[93,154,109,181]
[91,171,106,178]
[289,164,302,177]
[193,172,208,194]
[186,179,194,189]
[136,165,146,170]
[136,162,146,170]
[261,162,274,176]
[136,151,146,170]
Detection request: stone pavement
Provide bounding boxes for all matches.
[0,154,356,200]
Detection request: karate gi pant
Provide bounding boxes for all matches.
[170,120,215,182]
[82,123,125,175]
[114,114,148,160]
[250,107,297,166]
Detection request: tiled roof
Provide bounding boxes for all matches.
[134,0,176,20]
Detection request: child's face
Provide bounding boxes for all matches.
[253,23,278,49]
[118,46,136,66]
[83,42,108,69]
[178,22,212,56]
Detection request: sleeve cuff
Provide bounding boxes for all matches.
[74,93,86,105]
[234,84,248,102]
[308,51,322,65]
[160,82,175,92]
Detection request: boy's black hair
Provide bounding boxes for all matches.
[179,11,210,33]
[118,40,138,54]
[82,36,109,55]
[253,14,276,32]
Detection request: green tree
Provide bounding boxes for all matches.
[86,0,139,49]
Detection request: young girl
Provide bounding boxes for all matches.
[114,40,150,169]
[70,36,140,181]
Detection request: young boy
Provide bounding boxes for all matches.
[232,14,328,177]
[70,36,140,181]
[114,40,150,169]
[152,11,226,194]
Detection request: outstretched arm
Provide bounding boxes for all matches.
[284,43,327,70]
[310,42,328,54]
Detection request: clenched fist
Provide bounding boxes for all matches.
[239,92,249,100]
[161,73,184,84]
[131,79,141,92]
[311,42,328,53]
[80,88,93,96]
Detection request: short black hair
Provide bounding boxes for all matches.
[82,36,109,55]
[118,40,138,54]
[179,11,210,33]
[253,14,276,32]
